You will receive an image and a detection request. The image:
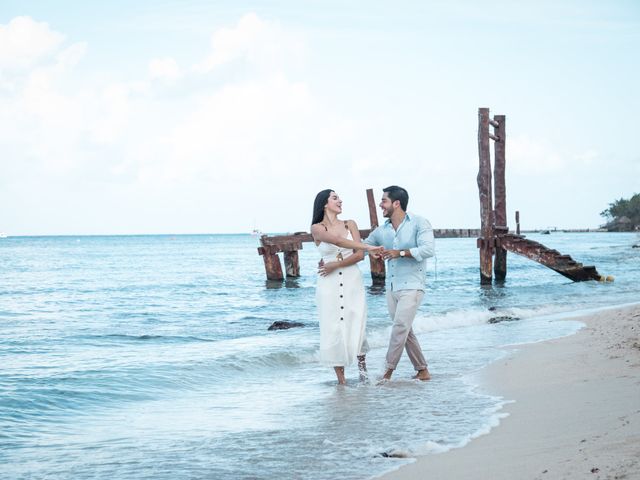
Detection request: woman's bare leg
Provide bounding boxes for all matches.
[357,355,368,382]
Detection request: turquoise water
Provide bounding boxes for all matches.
[1,232,638,479]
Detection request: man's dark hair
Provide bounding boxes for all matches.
[383,185,409,211]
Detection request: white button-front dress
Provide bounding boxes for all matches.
[316,231,367,367]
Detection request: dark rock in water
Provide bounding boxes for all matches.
[488,306,498,311]
[488,315,520,324]
[633,244,640,248]
[268,321,305,331]
[377,450,410,458]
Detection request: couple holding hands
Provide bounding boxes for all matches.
[311,185,435,385]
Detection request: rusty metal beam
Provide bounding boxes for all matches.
[500,235,601,282]
[260,228,483,249]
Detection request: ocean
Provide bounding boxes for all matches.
[1,232,639,479]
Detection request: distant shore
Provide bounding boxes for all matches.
[379,304,640,480]
[520,228,609,233]
[1,229,630,238]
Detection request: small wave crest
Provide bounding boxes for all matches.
[76,333,215,344]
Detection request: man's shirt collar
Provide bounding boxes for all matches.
[384,212,413,226]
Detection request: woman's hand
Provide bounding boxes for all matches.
[318,260,340,277]
[366,245,384,258]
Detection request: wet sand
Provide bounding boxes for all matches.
[379,304,640,480]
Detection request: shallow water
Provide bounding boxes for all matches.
[1,232,638,479]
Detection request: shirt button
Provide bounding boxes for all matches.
[339,272,342,275]
[340,295,343,298]
[341,306,344,309]
[340,317,344,321]
[340,283,343,286]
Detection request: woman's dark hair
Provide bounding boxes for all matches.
[383,185,409,211]
[311,189,334,226]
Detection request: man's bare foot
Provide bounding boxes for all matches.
[413,368,431,381]
[334,366,346,385]
[375,369,394,386]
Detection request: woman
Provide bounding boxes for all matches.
[311,189,382,385]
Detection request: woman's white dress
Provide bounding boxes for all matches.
[316,232,367,367]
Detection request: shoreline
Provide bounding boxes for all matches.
[378,303,640,480]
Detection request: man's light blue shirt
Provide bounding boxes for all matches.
[364,212,435,291]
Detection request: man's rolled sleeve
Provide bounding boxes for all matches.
[363,226,382,247]
[409,218,435,261]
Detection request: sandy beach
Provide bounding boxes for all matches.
[380,304,640,480]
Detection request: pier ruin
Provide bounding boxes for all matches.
[476,107,601,283]
[255,108,602,284]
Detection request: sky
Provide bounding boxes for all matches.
[1,0,638,235]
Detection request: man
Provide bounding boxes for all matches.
[365,185,435,381]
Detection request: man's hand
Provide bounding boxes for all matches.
[318,260,340,277]
[382,249,401,260]
[367,245,384,259]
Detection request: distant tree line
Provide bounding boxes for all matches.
[600,193,640,231]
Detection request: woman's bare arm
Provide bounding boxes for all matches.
[311,223,379,252]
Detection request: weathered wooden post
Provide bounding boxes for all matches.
[492,114,507,281]
[283,241,302,277]
[366,188,386,285]
[258,240,284,281]
[283,251,299,277]
[476,108,601,282]
[477,108,493,284]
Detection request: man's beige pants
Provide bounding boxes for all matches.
[385,289,427,371]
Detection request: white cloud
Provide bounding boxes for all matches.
[508,135,566,175]
[571,149,598,167]
[193,12,304,73]
[56,42,88,69]
[508,136,605,179]
[0,12,346,234]
[0,16,64,70]
[149,57,181,81]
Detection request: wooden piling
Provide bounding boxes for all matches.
[476,108,601,283]
[493,114,507,281]
[258,243,284,281]
[366,188,385,284]
[477,108,493,284]
[283,250,300,277]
